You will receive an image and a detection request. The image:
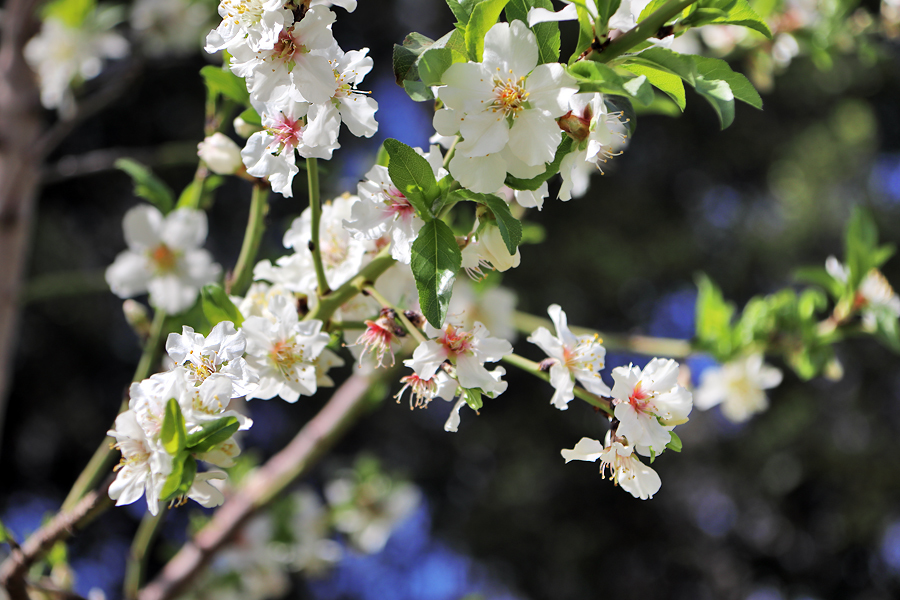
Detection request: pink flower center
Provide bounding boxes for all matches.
[383,189,415,219]
[273,29,306,65]
[491,75,528,117]
[628,381,653,411]
[270,115,304,152]
[150,243,177,273]
[440,325,473,356]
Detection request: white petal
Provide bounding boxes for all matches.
[561,437,605,463]
[483,20,537,77]
[123,205,163,250]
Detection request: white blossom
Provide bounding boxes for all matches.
[694,354,783,422]
[561,437,661,500]
[105,205,221,314]
[204,0,286,53]
[24,14,128,115]
[107,410,171,515]
[166,322,257,397]
[408,321,512,396]
[611,358,692,456]
[242,295,330,402]
[528,304,610,410]
[305,48,379,141]
[826,256,900,329]
[433,20,576,192]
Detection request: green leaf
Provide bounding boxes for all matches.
[638,0,669,21]
[42,0,95,27]
[411,220,462,327]
[160,454,197,502]
[200,66,250,106]
[201,284,244,328]
[695,77,735,129]
[115,159,175,214]
[238,106,262,127]
[795,266,843,299]
[463,387,483,410]
[0,519,16,545]
[504,136,574,190]
[690,0,773,38]
[633,93,683,117]
[176,175,224,211]
[466,0,510,61]
[845,207,879,289]
[186,416,241,453]
[621,63,686,110]
[568,61,654,106]
[384,139,440,219]
[446,0,473,24]
[161,398,187,456]
[418,47,468,85]
[695,273,736,360]
[568,3,596,63]
[596,0,623,29]
[874,309,900,353]
[403,80,435,102]
[691,56,762,110]
[481,194,523,254]
[505,0,561,63]
[666,431,683,452]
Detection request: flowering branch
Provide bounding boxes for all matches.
[363,284,427,344]
[137,373,376,600]
[501,352,614,415]
[304,249,396,324]
[307,157,331,296]
[513,311,693,358]
[227,183,270,296]
[589,0,700,64]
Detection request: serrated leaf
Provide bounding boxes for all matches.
[160,454,197,502]
[161,398,187,456]
[568,3,596,64]
[639,0,669,21]
[200,66,250,105]
[504,136,573,190]
[186,416,240,453]
[596,0,623,29]
[411,220,462,327]
[201,284,244,328]
[384,138,440,219]
[446,0,473,24]
[504,0,561,63]
[418,47,468,86]
[466,0,510,61]
[622,63,686,110]
[115,159,175,214]
[403,79,435,102]
[481,194,523,254]
[666,431,683,452]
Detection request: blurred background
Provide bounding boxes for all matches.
[4,0,900,599]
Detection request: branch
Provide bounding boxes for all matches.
[137,373,376,600]
[501,352,614,414]
[0,479,113,600]
[513,311,693,359]
[307,157,331,296]
[588,0,699,64]
[227,183,270,296]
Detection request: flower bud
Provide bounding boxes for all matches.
[123,299,151,339]
[197,133,243,175]
[478,224,520,272]
[233,115,262,138]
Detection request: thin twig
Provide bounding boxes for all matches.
[137,373,376,600]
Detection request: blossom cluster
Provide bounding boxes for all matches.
[205,0,376,196]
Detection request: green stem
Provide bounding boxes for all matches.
[513,311,693,359]
[589,0,699,64]
[364,285,428,344]
[328,320,368,331]
[502,353,614,415]
[307,157,330,296]
[61,309,168,513]
[442,136,460,170]
[304,249,396,324]
[123,511,166,600]
[228,183,269,296]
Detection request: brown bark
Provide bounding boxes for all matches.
[0,0,44,454]
[138,374,374,600]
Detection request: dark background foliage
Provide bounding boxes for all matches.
[4,1,900,599]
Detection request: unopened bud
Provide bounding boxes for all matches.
[233,116,262,138]
[558,110,592,142]
[478,224,520,272]
[123,299,151,339]
[197,133,243,175]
